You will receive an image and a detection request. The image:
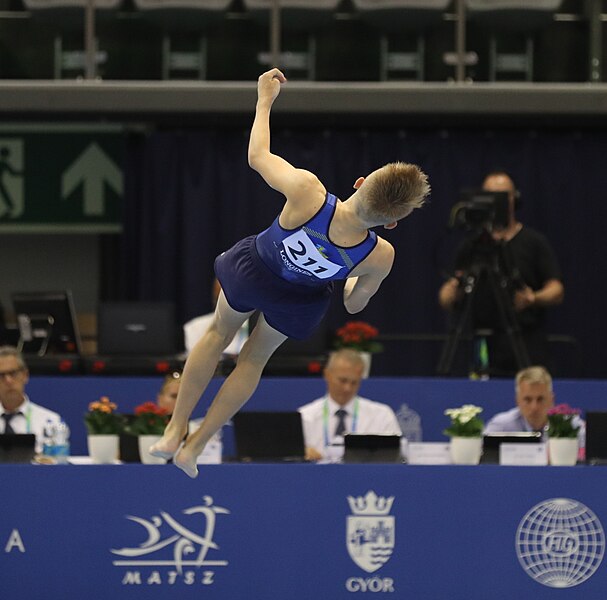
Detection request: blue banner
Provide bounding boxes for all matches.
[2,464,606,599]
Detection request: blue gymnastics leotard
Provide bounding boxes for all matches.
[214,193,377,339]
[255,193,377,287]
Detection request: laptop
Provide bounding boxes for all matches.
[481,432,542,464]
[585,412,607,465]
[119,416,141,463]
[343,434,402,463]
[97,302,177,356]
[232,411,306,462]
[0,433,36,463]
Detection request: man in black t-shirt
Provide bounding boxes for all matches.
[438,171,564,376]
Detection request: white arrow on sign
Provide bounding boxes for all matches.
[61,142,123,216]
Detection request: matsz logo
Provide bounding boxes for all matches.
[516,498,605,588]
[110,495,229,586]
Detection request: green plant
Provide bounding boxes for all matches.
[334,321,383,353]
[547,404,581,439]
[127,402,170,436]
[443,404,484,438]
[84,396,126,435]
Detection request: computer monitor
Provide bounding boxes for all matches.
[97,302,177,356]
[585,412,607,465]
[232,411,306,462]
[481,432,542,464]
[343,434,402,464]
[0,433,36,463]
[11,290,82,355]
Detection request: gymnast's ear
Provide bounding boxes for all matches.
[353,176,365,189]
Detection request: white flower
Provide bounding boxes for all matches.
[445,404,483,422]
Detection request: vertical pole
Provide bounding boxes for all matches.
[587,0,602,82]
[455,0,466,83]
[84,0,96,79]
[270,0,281,68]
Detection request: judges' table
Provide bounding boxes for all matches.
[2,464,606,600]
[27,376,607,456]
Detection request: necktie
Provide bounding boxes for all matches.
[335,409,348,437]
[2,412,20,435]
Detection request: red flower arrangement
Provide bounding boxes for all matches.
[334,321,383,353]
[129,401,170,435]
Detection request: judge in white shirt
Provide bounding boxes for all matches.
[0,345,62,453]
[298,349,401,461]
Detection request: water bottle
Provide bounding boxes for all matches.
[42,419,56,458]
[53,420,70,464]
[469,336,490,380]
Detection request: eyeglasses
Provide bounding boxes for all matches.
[0,368,25,380]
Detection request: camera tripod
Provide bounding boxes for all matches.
[436,234,531,377]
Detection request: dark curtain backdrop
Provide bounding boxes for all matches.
[121,127,607,378]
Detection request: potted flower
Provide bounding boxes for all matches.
[84,396,125,464]
[547,404,581,466]
[127,402,170,464]
[334,321,383,377]
[444,404,484,465]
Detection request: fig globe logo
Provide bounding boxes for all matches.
[346,491,395,573]
[516,498,605,588]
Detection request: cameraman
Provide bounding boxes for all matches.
[438,171,564,375]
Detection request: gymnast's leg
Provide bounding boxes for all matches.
[150,291,252,460]
[173,313,287,478]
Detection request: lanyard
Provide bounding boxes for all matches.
[25,404,31,433]
[323,397,359,448]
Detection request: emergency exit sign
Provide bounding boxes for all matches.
[0,124,124,233]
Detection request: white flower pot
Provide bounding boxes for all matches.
[549,437,578,466]
[360,351,372,379]
[450,436,483,465]
[87,434,119,464]
[138,435,167,465]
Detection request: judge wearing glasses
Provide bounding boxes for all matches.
[0,346,62,452]
[298,349,401,461]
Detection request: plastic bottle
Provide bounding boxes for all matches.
[53,420,70,464]
[42,419,56,458]
[469,336,490,380]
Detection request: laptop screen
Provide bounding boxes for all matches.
[232,411,306,462]
[97,302,177,355]
[0,433,36,464]
[343,434,402,463]
[482,432,542,464]
[585,412,607,465]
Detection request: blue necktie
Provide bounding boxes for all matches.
[2,412,21,435]
[335,409,348,437]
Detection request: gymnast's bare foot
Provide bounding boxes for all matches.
[174,445,199,479]
[149,426,186,460]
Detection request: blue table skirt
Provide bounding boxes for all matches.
[2,463,607,600]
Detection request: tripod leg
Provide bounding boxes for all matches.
[437,275,478,376]
[487,271,530,370]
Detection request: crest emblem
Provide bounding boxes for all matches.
[346,491,395,573]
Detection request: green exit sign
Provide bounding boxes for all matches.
[0,124,125,233]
